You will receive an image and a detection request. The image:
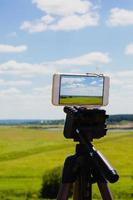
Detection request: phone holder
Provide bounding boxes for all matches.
[63,106,108,141]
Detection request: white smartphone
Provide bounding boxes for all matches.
[52,73,110,107]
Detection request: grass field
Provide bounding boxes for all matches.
[60,96,102,105]
[0,126,132,199]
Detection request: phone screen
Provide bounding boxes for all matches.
[59,75,104,105]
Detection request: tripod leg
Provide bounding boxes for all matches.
[57,183,71,200]
[56,154,79,200]
[73,179,80,200]
[73,176,92,200]
[97,182,113,200]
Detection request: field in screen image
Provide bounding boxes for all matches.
[0,126,132,199]
[60,96,102,105]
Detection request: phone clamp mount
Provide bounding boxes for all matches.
[57,106,119,200]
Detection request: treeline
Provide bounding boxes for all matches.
[0,119,65,126]
[0,115,133,125]
[107,114,133,124]
[48,115,133,125]
[47,115,133,125]
[41,120,65,125]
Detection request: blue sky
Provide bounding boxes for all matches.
[0,0,133,119]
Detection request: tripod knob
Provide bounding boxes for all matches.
[64,106,78,115]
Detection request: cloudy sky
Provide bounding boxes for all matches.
[0,0,133,119]
[60,76,103,97]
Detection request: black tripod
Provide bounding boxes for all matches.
[57,107,119,200]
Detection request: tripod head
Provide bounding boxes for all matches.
[63,106,108,141]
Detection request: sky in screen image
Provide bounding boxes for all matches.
[0,0,133,119]
[60,76,103,97]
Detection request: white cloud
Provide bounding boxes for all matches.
[33,85,51,96]
[0,79,32,87]
[0,85,51,98]
[104,70,133,114]
[0,88,21,96]
[0,52,110,75]
[125,44,133,55]
[108,70,133,96]
[54,52,110,65]
[0,60,56,75]
[0,44,27,53]
[0,85,62,119]
[21,0,99,32]
[107,94,133,114]
[110,70,133,80]
[0,93,63,119]
[21,21,46,33]
[21,15,54,33]
[32,0,91,16]
[107,8,133,27]
[50,14,98,31]
[61,77,85,85]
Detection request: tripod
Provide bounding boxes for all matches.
[57,107,119,200]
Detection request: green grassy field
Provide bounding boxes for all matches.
[60,96,102,105]
[0,126,132,199]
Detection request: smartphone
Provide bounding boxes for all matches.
[52,73,110,107]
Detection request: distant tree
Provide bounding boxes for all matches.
[107,115,133,124]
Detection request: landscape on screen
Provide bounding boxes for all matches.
[60,75,103,105]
